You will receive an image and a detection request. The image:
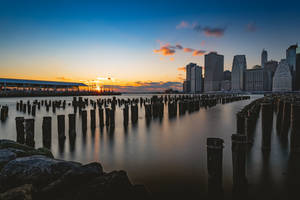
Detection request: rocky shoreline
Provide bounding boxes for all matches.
[0,140,150,200]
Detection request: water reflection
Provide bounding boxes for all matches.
[1,95,298,200]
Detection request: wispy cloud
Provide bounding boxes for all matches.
[176,21,189,29]
[194,25,226,37]
[154,42,206,58]
[177,66,186,72]
[246,22,257,32]
[193,50,206,56]
[153,45,176,56]
[183,48,195,52]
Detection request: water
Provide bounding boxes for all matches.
[0,94,299,199]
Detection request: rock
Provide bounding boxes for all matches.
[0,155,81,191]
[0,149,16,170]
[0,140,53,158]
[0,184,33,200]
[0,140,33,151]
[75,170,134,199]
[39,162,103,199]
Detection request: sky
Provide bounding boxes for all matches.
[0,0,300,92]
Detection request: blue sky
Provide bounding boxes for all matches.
[0,0,300,91]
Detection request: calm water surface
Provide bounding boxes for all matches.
[0,94,298,199]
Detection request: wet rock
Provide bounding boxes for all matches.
[39,162,103,198]
[0,140,53,158]
[0,155,81,191]
[0,184,33,200]
[0,149,16,170]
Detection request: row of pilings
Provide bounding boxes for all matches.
[206,94,300,198]
[12,94,250,148]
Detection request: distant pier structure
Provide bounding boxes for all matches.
[0,78,121,97]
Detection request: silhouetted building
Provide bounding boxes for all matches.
[261,49,268,68]
[183,63,203,93]
[286,44,298,90]
[183,81,190,93]
[264,60,278,76]
[264,60,278,90]
[221,80,231,91]
[223,70,231,81]
[231,55,247,91]
[244,68,272,91]
[273,59,292,92]
[204,52,224,92]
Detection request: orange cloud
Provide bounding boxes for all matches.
[183,48,194,52]
[153,46,175,56]
[193,50,206,56]
[177,66,186,72]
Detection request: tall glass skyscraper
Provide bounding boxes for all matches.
[204,52,224,92]
[261,49,268,68]
[231,55,247,91]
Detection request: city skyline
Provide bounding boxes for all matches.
[1,0,300,92]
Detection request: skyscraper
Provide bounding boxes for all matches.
[286,44,298,72]
[231,55,247,91]
[272,59,292,92]
[183,63,203,93]
[286,44,298,90]
[204,52,224,92]
[261,49,268,68]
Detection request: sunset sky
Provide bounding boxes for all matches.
[0,0,300,92]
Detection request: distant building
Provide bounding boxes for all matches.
[183,63,203,93]
[264,60,278,90]
[272,59,292,92]
[244,68,272,91]
[204,52,224,92]
[286,44,298,90]
[264,60,278,76]
[261,49,268,68]
[296,48,300,91]
[231,55,247,91]
[286,44,298,72]
[223,70,231,81]
[221,80,231,91]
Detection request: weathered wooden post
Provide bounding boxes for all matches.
[31,105,36,116]
[42,116,52,148]
[105,108,110,126]
[99,108,104,127]
[231,134,248,189]
[280,101,291,137]
[81,110,87,131]
[90,109,96,130]
[25,119,35,147]
[109,109,115,127]
[261,102,273,151]
[207,138,224,197]
[68,114,76,139]
[290,103,300,153]
[15,117,25,144]
[123,105,129,127]
[57,115,66,141]
[276,99,284,131]
[236,112,245,135]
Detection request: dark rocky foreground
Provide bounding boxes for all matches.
[0,140,150,200]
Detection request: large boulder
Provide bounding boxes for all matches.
[0,149,17,170]
[0,155,81,191]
